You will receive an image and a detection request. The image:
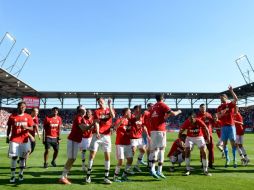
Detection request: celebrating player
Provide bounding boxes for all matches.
[113,108,133,182]
[179,113,211,176]
[29,108,41,155]
[79,109,94,171]
[6,101,34,183]
[217,85,238,167]
[129,105,149,172]
[149,94,181,179]
[197,104,214,169]
[86,97,115,184]
[212,113,225,158]
[59,105,92,185]
[234,106,249,165]
[167,134,186,172]
[43,107,62,168]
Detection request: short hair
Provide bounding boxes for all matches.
[17,101,26,108]
[96,97,104,101]
[122,108,130,115]
[76,105,85,113]
[147,103,153,108]
[220,93,228,99]
[155,94,164,102]
[32,107,39,112]
[52,107,59,111]
[188,112,196,118]
[180,133,187,141]
[199,103,205,108]
[133,105,141,110]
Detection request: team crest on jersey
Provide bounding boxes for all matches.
[151,111,158,118]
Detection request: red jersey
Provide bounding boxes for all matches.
[234,112,244,136]
[217,101,236,126]
[212,119,222,138]
[196,112,213,140]
[180,118,207,137]
[68,115,85,143]
[150,102,171,131]
[115,118,131,145]
[82,116,93,138]
[30,116,39,137]
[129,114,144,139]
[43,115,62,138]
[167,138,184,157]
[94,107,115,135]
[143,110,151,136]
[8,113,34,143]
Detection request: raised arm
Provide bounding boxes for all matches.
[229,85,238,103]
[108,98,115,119]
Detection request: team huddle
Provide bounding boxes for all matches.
[5,85,249,184]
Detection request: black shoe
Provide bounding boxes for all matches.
[18,174,24,181]
[51,160,57,167]
[44,163,48,169]
[209,165,215,169]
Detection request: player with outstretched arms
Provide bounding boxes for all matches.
[149,94,181,179]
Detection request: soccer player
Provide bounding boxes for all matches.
[149,94,181,179]
[59,105,92,184]
[43,107,62,168]
[6,101,34,183]
[234,106,249,165]
[113,108,133,182]
[167,134,186,172]
[179,113,211,176]
[86,97,115,184]
[129,105,149,172]
[217,85,238,168]
[29,108,41,154]
[143,103,153,167]
[197,104,214,169]
[79,109,94,171]
[212,113,225,158]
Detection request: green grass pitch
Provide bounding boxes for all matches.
[0,132,253,190]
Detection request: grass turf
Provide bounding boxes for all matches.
[0,132,254,190]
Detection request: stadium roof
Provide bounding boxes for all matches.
[0,68,38,98]
[1,67,254,103]
[37,91,219,100]
[220,82,254,99]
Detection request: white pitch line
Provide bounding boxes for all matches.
[0,146,8,149]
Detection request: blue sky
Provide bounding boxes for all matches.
[1,0,254,93]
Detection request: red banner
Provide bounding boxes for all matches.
[23,96,40,108]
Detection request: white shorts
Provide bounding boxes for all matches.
[79,137,92,150]
[67,140,79,159]
[150,131,166,150]
[185,136,206,149]
[130,138,145,149]
[116,145,133,160]
[236,135,244,144]
[169,153,184,164]
[90,134,111,152]
[8,141,31,158]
